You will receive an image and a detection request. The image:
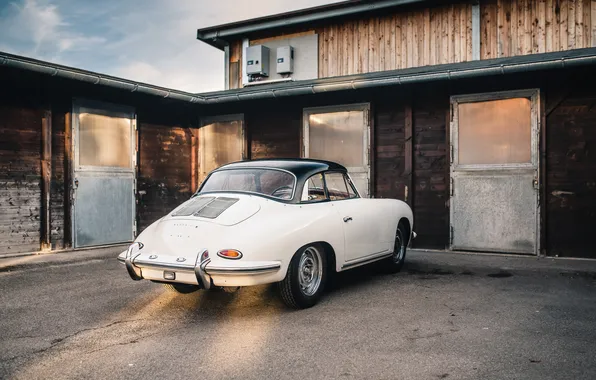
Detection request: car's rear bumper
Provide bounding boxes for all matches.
[118,252,282,288]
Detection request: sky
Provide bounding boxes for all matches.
[0,0,338,93]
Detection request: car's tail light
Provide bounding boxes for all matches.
[217,249,243,260]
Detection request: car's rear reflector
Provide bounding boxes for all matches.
[217,249,243,260]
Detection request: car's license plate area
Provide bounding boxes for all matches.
[163,271,176,280]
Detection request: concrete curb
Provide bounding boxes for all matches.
[407,249,596,277]
[0,245,127,273]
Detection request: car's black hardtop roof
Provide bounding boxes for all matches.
[215,158,347,179]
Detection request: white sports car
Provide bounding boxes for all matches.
[118,159,415,309]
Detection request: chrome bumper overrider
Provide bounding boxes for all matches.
[119,249,212,289]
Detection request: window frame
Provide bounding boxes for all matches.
[197,167,297,202]
[72,98,136,173]
[300,172,329,204]
[450,89,540,172]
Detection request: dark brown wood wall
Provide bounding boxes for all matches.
[0,104,42,254]
[50,109,67,249]
[247,103,302,159]
[412,97,449,249]
[375,102,406,200]
[137,124,196,232]
[546,89,596,258]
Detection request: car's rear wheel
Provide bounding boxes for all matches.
[381,222,407,273]
[163,283,200,294]
[278,243,327,309]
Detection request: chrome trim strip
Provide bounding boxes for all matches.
[341,252,392,270]
[205,264,281,274]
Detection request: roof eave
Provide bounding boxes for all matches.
[196,0,426,50]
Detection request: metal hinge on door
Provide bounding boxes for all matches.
[450,177,454,196]
[450,145,454,164]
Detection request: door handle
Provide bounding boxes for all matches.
[343,216,352,223]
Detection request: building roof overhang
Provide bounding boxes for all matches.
[3,48,596,105]
[196,0,426,50]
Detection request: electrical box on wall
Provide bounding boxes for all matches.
[246,45,270,78]
[276,46,294,74]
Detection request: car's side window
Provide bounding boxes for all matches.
[302,173,327,202]
[344,174,359,198]
[325,172,350,201]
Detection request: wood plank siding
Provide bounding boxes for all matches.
[137,124,196,232]
[226,0,596,88]
[0,104,42,255]
[318,3,474,76]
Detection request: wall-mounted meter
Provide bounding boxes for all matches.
[276,46,294,74]
[246,45,270,78]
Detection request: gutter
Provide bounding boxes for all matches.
[199,49,596,104]
[0,52,207,104]
[3,49,596,105]
[197,0,425,50]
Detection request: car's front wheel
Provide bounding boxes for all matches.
[278,243,327,309]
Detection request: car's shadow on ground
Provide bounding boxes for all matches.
[160,257,479,318]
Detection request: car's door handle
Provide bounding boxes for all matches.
[343,216,352,223]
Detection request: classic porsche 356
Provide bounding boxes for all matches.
[119,159,414,308]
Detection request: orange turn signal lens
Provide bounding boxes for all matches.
[217,249,243,260]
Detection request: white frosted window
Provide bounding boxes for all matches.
[458,98,531,165]
[78,113,131,168]
[200,120,243,180]
[308,111,365,167]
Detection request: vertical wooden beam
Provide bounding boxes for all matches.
[191,128,199,193]
[472,1,481,60]
[64,111,72,248]
[538,0,546,52]
[546,0,553,52]
[592,0,596,46]
[560,0,569,50]
[41,109,52,251]
[568,0,576,48]
[369,102,375,198]
[404,103,413,206]
[539,90,547,256]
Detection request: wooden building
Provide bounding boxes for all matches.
[2,0,596,259]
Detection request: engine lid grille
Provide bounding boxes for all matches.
[171,196,239,219]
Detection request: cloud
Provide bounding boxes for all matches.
[0,0,340,92]
[0,0,105,60]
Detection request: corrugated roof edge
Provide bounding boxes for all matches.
[3,48,596,105]
[196,0,425,49]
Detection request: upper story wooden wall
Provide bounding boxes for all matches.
[318,3,474,77]
[481,0,596,59]
[227,0,596,87]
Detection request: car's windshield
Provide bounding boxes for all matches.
[199,168,295,200]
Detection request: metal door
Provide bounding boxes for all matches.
[72,100,136,248]
[450,90,540,255]
[303,104,371,197]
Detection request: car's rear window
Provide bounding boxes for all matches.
[199,169,295,200]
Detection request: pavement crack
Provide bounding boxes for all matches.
[3,318,148,362]
[84,330,163,355]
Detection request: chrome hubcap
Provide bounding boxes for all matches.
[298,246,323,296]
[393,231,405,264]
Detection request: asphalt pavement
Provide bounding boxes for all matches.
[1,248,595,380]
